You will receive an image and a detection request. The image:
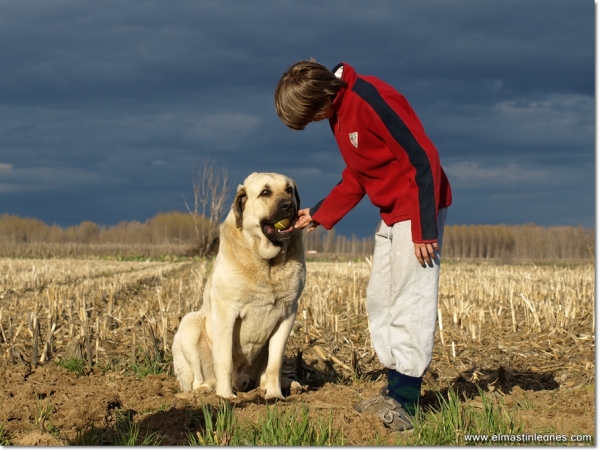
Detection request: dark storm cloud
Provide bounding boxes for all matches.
[0,0,594,237]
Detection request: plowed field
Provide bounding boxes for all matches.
[0,258,594,445]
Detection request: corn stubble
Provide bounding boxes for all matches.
[0,257,594,377]
[0,257,594,444]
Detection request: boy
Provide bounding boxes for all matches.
[274,60,452,432]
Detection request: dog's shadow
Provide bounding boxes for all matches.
[83,366,560,445]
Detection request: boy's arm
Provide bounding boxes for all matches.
[309,167,365,230]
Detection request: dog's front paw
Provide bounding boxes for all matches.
[191,384,214,394]
[289,380,303,396]
[264,388,285,400]
[192,378,215,393]
[217,391,237,399]
[215,384,237,399]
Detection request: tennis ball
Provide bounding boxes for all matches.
[273,218,291,230]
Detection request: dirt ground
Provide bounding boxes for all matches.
[0,338,594,446]
[0,258,595,445]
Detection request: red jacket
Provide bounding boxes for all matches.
[310,62,452,243]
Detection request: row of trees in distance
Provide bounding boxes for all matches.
[0,212,593,261]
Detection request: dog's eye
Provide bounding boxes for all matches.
[260,189,271,197]
[286,187,293,194]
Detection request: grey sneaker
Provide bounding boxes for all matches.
[354,388,414,432]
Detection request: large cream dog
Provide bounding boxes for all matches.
[172,172,306,399]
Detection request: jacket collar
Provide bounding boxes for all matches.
[331,62,356,114]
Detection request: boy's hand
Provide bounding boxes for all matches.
[294,208,320,233]
[414,242,438,267]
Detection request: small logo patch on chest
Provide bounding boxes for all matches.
[349,132,358,148]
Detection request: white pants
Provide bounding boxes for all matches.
[365,208,447,378]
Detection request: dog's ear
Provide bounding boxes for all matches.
[293,183,301,209]
[233,187,247,229]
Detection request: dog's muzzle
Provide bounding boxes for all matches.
[262,199,297,243]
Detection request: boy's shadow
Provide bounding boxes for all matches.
[420,366,559,411]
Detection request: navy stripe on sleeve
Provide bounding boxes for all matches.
[310,178,343,217]
[352,78,437,240]
[309,199,325,218]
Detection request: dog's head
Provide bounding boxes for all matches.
[231,173,300,254]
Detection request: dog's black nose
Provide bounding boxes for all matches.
[279,199,293,211]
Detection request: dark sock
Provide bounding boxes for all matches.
[387,369,422,416]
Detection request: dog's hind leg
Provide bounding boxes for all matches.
[172,312,215,392]
[192,332,215,391]
[172,334,194,391]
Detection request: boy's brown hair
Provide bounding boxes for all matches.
[274,60,347,130]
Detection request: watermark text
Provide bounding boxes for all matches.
[464,433,593,444]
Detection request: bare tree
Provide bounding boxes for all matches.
[183,157,233,256]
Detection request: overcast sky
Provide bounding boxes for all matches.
[0,0,594,238]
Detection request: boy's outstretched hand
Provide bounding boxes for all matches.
[414,242,439,267]
[294,208,320,233]
[295,208,438,265]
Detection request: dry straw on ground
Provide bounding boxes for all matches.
[0,257,593,389]
[0,257,595,445]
